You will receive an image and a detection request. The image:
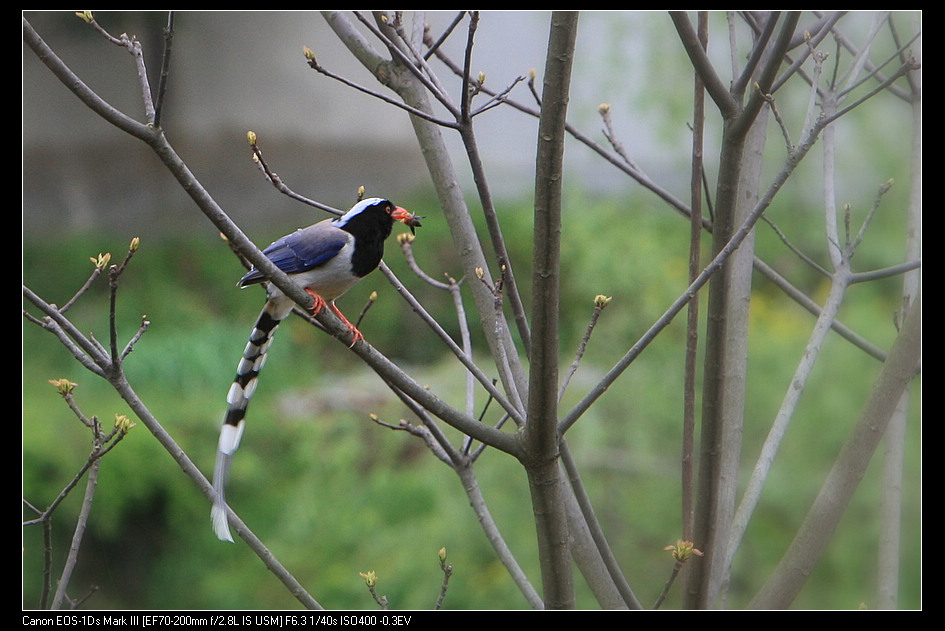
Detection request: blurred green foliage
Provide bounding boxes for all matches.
[23,186,920,609]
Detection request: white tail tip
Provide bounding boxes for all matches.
[211,446,236,542]
[211,502,234,542]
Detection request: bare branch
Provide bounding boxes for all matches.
[524,11,579,610]
[670,11,740,117]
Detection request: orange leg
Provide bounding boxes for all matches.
[304,288,364,346]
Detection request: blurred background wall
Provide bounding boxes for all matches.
[23,11,595,241]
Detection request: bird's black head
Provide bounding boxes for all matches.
[335,197,421,276]
[335,198,397,239]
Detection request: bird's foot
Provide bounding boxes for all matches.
[330,303,364,347]
[304,289,363,347]
[304,288,329,315]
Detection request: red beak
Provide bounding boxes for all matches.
[392,207,423,234]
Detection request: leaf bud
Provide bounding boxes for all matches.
[48,378,78,396]
[114,414,136,434]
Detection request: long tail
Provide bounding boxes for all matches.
[211,296,294,541]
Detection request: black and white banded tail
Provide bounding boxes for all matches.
[211,295,294,542]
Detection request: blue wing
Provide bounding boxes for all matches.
[239,221,349,287]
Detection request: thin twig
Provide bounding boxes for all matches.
[683,10,708,544]
[153,12,174,128]
[248,133,341,215]
[434,548,453,610]
[59,265,105,314]
[51,450,101,610]
[558,295,610,401]
[422,12,466,61]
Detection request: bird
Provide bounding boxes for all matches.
[211,197,422,542]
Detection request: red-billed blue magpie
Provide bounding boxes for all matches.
[211,197,421,541]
